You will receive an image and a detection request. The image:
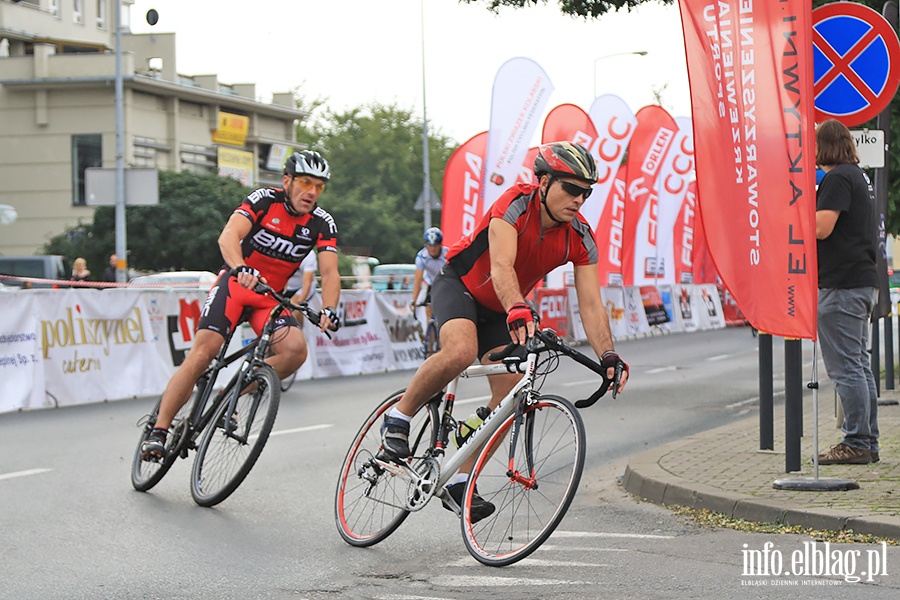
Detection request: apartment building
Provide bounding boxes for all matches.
[0,0,306,255]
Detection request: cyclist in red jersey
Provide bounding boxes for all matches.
[379,142,629,521]
[142,151,341,460]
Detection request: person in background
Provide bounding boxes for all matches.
[285,250,318,321]
[103,254,118,282]
[410,227,449,320]
[70,258,91,282]
[815,118,880,465]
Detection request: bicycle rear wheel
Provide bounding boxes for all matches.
[130,396,191,492]
[462,394,585,566]
[190,365,280,507]
[335,390,439,547]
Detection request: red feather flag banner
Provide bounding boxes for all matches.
[440,132,488,247]
[678,0,818,339]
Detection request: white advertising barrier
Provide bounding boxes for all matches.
[0,292,46,411]
[29,289,170,409]
[376,290,426,369]
[622,287,652,337]
[308,289,393,377]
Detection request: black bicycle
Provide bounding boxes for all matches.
[131,282,330,507]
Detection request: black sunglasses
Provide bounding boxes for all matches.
[558,180,593,199]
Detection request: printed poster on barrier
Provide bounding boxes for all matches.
[374,290,423,371]
[312,289,392,377]
[657,285,684,333]
[0,292,46,412]
[566,286,586,342]
[36,289,170,407]
[599,286,629,340]
[673,284,700,333]
[623,287,651,337]
[697,284,726,330]
[536,288,568,338]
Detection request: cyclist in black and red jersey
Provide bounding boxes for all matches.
[142,150,341,460]
[379,142,629,521]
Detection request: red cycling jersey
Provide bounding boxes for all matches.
[232,187,338,292]
[446,182,598,313]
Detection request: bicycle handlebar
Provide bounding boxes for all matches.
[487,328,619,409]
[253,282,337,335]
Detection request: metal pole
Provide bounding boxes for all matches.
[784,338,802,472]
[872,323,882,397]
[420,0,431,232]
[114,1,127,282]
[759,333,774,450]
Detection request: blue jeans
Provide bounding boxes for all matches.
[817,287,879,452]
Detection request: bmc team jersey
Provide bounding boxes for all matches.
[414,245,449,286]
[446,182,598,313]
[233,187,338,292]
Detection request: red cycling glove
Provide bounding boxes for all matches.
[506,302,535,332]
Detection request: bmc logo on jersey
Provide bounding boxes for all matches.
[252,230,310,258]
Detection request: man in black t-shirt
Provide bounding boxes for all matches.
[815,119,879,465]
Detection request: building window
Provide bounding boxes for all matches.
[73,0,84,25]
[72,134,102,206]
[50,0,60,18]
[96,0,106,29]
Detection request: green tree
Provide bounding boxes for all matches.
[44,170,251,274]
[461,0,672,18]
[299,102,457,264]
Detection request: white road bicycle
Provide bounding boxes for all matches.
[334,327,621,566]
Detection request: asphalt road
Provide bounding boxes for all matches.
[3,327,899,599]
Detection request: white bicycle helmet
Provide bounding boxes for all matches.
[284,150,331,182]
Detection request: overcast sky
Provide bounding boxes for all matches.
[129,0,691,145]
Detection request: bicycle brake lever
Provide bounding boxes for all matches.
[611,363,625,400]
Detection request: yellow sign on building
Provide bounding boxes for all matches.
[212,112,250,146]
[217,147,255,187]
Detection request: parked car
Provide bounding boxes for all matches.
[371,264,416,291]
[0,255,68,287]
[129,270,217,290]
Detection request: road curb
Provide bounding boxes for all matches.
[623,423,900,540]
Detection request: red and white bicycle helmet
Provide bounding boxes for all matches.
[533,142,598,184]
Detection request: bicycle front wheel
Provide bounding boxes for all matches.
[131,396,191,492]
[335,390,439,547]
[280,369,297,392]
[462,394,586,566]
[190,365,281,507]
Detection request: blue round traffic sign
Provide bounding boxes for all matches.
[813,2,900,126]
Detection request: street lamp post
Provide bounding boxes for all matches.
[420,0,431,232]
[593,51,649,99]
[114,0,127,282]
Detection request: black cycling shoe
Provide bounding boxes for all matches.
[141,428,167,462]
[379,415,411,459]
[441,482,496,524]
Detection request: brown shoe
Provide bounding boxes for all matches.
[818,443,872,465]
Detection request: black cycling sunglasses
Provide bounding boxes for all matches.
[558,180,593,199]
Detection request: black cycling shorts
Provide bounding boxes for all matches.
[198,270,299,337]
[431,264,511,361]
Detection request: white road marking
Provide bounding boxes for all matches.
[430,575,589,587]
[0,468,52,481]
[553,530,674,539]
[706,353,731,362]
[269,424,333,437]
[538,545,629,552]
[379,596,454,600]
[646,366,677,374]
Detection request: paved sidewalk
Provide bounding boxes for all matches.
[624,388,900,539]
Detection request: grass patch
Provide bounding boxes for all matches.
[670,506,900,545]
